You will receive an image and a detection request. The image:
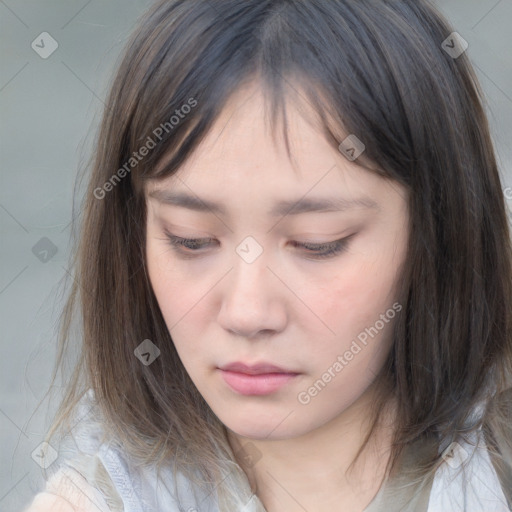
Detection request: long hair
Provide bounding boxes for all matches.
[46,0,512,509]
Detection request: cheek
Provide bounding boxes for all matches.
[146,242,217,364]
[305,240,403,367]
[147,240,196,328]
[302,270,396,401]
[317,263,398,337]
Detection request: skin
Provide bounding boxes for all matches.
[145,81,409,511]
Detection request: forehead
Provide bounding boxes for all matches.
[145,81,401,217]
[150,84,376,184]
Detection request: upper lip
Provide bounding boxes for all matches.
[220,362,298,375]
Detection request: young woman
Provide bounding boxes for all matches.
[24,0,512,510]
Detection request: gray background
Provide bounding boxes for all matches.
[1,1,511,511]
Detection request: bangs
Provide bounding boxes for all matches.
[118,0,408,197]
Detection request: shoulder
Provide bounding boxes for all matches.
[23,465,112,512]
[23,389,129,512]
[428,432,511,512]
[25,390,219,512]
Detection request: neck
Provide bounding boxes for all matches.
[227,386,396,512]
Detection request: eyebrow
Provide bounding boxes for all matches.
[148,189,379,217]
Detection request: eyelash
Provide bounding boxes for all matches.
[163,230,354,260]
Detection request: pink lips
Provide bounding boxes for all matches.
[219,362,299,395]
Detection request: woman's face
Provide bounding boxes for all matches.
[145,82,409,440]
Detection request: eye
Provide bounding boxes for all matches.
[163,231,354,260]
[164,232,217,257]
[289,234,354,260]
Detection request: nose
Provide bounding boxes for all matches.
[217,254,287,339]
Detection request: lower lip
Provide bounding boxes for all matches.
[219,369,299,395]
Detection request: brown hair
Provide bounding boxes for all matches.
[46,0,512,508]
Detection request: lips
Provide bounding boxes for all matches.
[219,361,297,375]
[218,362,300,395]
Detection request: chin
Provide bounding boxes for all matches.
[223,413,309,441]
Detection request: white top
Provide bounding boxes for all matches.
[23,391,511,512]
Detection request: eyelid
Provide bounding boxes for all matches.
[292,237,346,247]
[165,233,216,247]
[163,231,349,246]
[162,229,356,260]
